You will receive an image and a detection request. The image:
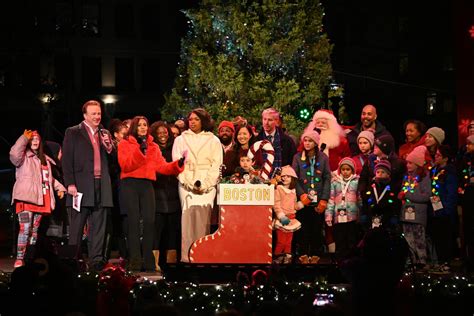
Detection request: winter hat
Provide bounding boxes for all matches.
[374,134,395,155]
[406,145,427,167]
[301,129,320,145]
[426,127,445,145]
[357,130,375,148]
[218,120,235,133]
[338,157,356,174]
[281,165,297,178]
[467,135,474,144]
[31,130,41,141]
[374,159,392,175]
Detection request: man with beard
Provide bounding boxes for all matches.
[346,104,392,155]
[217,120,235,154]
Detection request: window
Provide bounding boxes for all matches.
[142,59,160,91]
[115,3,134,38]
[81,2,100,36]
[55,2,73,36]
[115,57,134,91]
[140,4,160,40]
[82,57,101,90]
[55,55,74,89]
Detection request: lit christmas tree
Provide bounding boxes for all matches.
[162,0,333,133]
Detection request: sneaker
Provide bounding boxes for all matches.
[282,254,292,264]
[309,256,320,264]
[272,254,285,264]
[14,259,24,268]
[299,255,309,264]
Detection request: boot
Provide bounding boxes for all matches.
[152,250,161,273]
[166,249,177,264]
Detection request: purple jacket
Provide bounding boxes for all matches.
[10,135,66,211]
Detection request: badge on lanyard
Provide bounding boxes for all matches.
[372,216,382,228]
[337,209,348,223]
[309,190,318,203]
[404,205,416,220]
[430,196,443,211]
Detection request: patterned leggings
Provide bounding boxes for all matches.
[402,223,427,265]
[17,211,43,260]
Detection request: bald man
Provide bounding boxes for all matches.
[346,104,393,155]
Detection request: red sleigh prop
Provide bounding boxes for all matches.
[189,184,274,264]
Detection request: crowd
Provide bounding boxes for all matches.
[8,100,474,276]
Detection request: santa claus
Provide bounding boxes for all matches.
[303,109,351,172]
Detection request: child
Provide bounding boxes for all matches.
[273,165,303,264]
[353,131,374,175]
[428,145,458,271]
[10,130,66,268]
[292,130,331,264]
[361,159,400,232]
[398,145,431,267]
[326,157,361,261]
[228,150,262,184]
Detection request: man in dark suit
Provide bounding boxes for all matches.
[257,108,296,171]
[62,100,114,270]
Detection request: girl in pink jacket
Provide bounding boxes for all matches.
[10,130,66,268]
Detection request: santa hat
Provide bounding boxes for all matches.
[426,127,445,145]
[374,159,392,175]
[281,165,297,178]
[338,157,356,174]
[357,130,375,148]
[406,145,427,167]
[218,120,235,133]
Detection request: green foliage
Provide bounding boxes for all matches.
[162,0,333,134]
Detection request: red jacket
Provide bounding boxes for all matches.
[118,135,183,180]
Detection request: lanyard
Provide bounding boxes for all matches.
[373,184,389,204]
[339,176,354,199]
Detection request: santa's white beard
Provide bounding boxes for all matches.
[319,129,341,155]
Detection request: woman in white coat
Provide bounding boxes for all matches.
[172,108,223,262]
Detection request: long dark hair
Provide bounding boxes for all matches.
[149,121,175,149]
[187,108,214,132]
[127,116,149,140]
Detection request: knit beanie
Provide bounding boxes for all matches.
[357,130,375,148]
[374,134,395,155]
[406,145,427,167]
[374,159,392,175]
[301,129,320,145]
[426,127,445,145]
[338,157,356,174]
[218,120,235,133]
[281,165,297,178]
[467,135,474,144]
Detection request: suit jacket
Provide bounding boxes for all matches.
[257,127,296,168]
[62,122,113,208]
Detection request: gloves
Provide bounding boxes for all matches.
[57,191,65,199]
[23,129,33,140]
[279,216,290,226]
[397,191,406,200]
[316,200,327,214]
[300,193,312,206]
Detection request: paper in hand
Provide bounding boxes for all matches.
[73,192,83,212]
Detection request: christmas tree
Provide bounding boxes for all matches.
[162,0,333,134]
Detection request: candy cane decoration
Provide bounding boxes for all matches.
[247,140,275,180]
